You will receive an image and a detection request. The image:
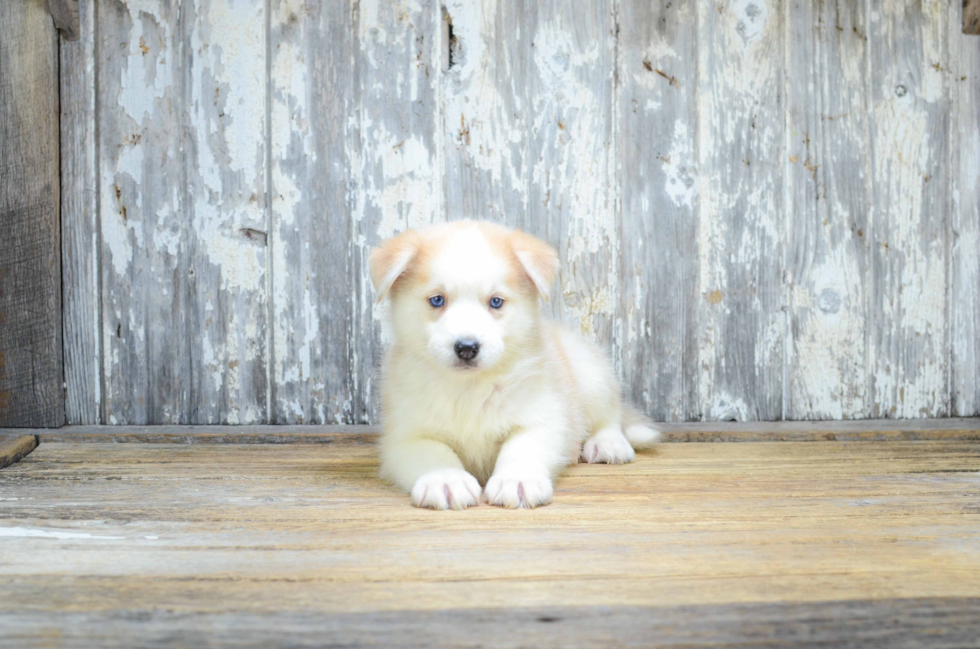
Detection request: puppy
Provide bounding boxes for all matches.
[370,220,660,510]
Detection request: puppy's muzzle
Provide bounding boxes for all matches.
[454,339,480,361]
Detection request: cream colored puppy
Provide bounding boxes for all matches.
[370,220,660,510]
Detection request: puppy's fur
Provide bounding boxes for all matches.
[370,220,659,510]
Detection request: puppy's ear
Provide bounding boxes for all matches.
[510,229,559,302]
[370,231,421,302]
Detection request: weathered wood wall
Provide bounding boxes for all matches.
[60,0,980,425]
[0,0,64,427]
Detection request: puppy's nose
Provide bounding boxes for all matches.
[454,339,480,361]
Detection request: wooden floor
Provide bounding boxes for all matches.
[1,425,980,647]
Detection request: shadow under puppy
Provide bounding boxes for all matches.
[370,220,660,510]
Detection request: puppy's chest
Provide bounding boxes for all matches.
[432,380,523,440]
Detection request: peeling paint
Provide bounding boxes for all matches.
[697,0,784,421]
[116,4,171,122]
[784,0,872,420]
[528,6,616,341]
[442,0,526,221]
[869,0,949,418]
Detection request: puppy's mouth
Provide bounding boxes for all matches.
[452,360,480,371]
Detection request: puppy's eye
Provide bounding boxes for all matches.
[429,295,445,308]
[489,296,504,309]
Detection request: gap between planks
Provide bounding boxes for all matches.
[1,418,977,445]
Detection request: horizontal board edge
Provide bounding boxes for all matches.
[3,418,977,445]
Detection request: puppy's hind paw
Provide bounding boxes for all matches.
[484,473,553,509]
[411,469,482,510]
[581,427,636,464]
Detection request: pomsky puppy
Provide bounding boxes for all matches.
[370,220,660,510]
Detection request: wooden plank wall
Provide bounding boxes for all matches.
[951,1,980,417]
[0,0,64,427]
[785,0,871,420]
[60,0,99,424]
[59,0,980,425]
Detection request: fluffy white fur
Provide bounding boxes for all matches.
[370,220,660,510]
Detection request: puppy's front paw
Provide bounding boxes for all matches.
[484,473,553,509]
[581,428,636,464]
[411,469,482,510]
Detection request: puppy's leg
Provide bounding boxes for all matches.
[382,439,482,511]
[581,424,635,464]
[484,426,572,509]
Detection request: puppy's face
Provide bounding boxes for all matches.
[370,222,558,373]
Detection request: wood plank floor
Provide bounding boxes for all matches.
[1,433,979,647]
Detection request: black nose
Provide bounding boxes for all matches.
[454,339,480,361]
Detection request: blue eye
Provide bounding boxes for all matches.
[429,295,445,308]
[489,296,504,309]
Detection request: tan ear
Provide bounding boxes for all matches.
[369,231,421,302]
[510,229,559,302]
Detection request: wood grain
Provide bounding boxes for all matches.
[60,0,100,424]
[950,5,980,416]
[2,599,978,648]
[617,0,699,421]
[47,0,80,41]
[525,0,618,349]
[869,0,949,418]
[1,438,978,646]
[269,0,353,425]
[0,0,64,428]
[97,0,271,424]
[785,0,871,419]
[697,0,785,421]
[184,0,269,424]
[440,0,526,226]
[0,435,36,470]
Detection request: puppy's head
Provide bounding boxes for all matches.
[370,221,558,373]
